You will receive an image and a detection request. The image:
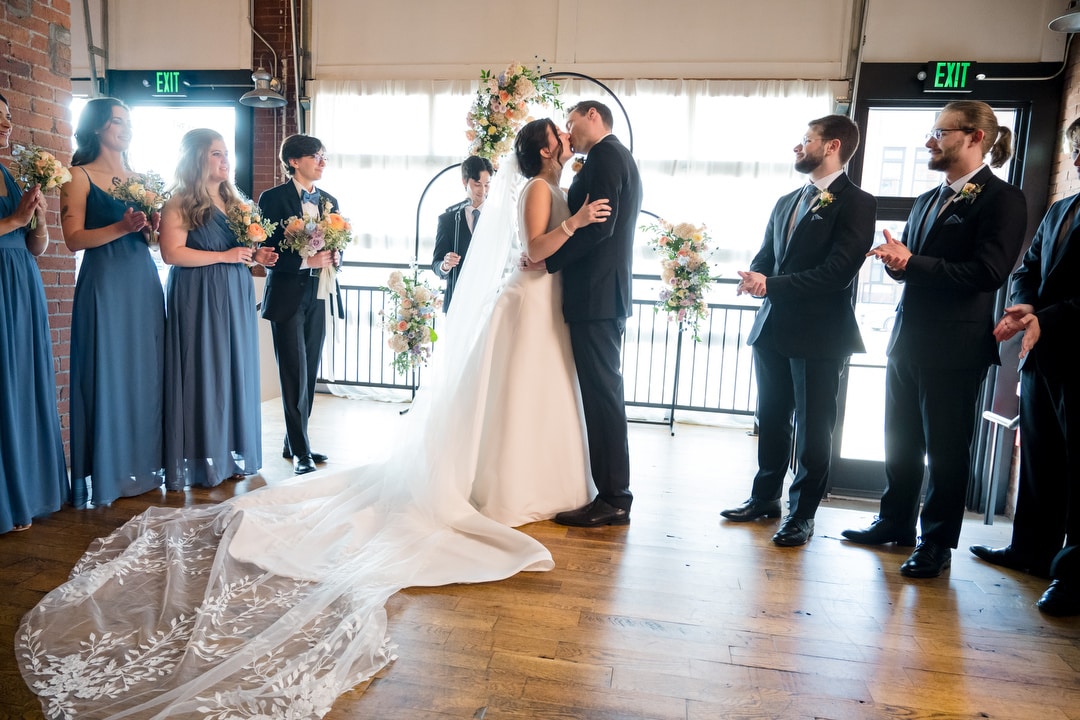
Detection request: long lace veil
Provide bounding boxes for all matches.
[16,153,551,720]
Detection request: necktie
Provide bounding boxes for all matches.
[785,185,817,252]
[471,208,480,231]
[301,189,320,208]
[919,185,954,245]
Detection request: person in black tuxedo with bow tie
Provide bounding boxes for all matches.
[720,115,876,547]
[969,117,1080,614]
[258,135,343,475]
[844,101,1027,578]
[547,100,643,528]
[431,156,493,313]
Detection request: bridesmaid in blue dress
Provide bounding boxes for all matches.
[158,128,277,488]
[0,93,69,533]
[61,98,165,506]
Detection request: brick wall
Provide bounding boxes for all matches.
[251,0,299,198]
[2,0,75,447]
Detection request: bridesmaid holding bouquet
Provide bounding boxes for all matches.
[0,92,68,533]
[61,98,166,507]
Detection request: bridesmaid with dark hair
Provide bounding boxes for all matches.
[0,92,69,533]
[158,128,276,488]
[61,97,165,507]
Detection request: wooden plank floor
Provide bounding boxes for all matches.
[3,395,1078,719]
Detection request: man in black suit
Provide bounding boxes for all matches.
[969,117,1080,614]
[843,101,1027,578]
[431,156,493,313]
[720,115,876,547]
[546,100,642,527]
[258,134,343,475]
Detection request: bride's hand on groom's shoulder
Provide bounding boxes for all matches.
[573,193,611,229]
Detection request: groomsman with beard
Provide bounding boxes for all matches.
[844,101,1027,578]
[720,115,876,547]
[547,100,643,527]
[431,156,493,313]
[969,117,1080,615]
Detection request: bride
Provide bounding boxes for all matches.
[16,119,612,719]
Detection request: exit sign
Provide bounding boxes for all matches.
[155,71,181,94]
[923,61,976,93]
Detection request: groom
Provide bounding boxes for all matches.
[546,100,643,527]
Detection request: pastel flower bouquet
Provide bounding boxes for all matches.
[109,172,170,243]
[280,198,353,299]
[226,195,278,248]
[10,143,72,228]
[643,220,713,341]
[381,270,442,374]
[466,61,561,166]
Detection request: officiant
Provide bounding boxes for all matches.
[431,155,493,312]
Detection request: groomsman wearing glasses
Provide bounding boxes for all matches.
[259,134,343,475]
[720,115,876,547]
[431,155,493,313]
[844,101,1027,578]
[969,117,1080,615]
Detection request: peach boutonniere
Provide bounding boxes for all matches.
[957,183,983,203]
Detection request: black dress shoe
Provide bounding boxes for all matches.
[293,455,318,475]
[900,541,951,578]
[841,517,916,546]
[283,444,328,464]
[968,545,1050,577]
[772,516,814,547]
[1036,580,1080,617]
[553,498,630,527]
[719,498,782,522]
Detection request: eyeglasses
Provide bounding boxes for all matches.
[925,127,973,142]
[305,153,328,163]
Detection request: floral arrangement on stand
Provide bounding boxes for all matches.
[10,143,72,229]
[466,61,562,166]
[109,172,170,243]
[642,219,713,341]
[226,195,278,248]
[381,270,442,374]
[280,199,354,299]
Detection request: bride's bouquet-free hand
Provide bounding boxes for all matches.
[10,143,72,229]
[642,219,713,341]
[280,199,353,299]
[381,270,442,374]
[466,60,561,167]
[109,172,169,243]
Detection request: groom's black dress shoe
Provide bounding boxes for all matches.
[1036,580,1080,617]
[900,541,951,578]
[969,545,1050,578]
[283,444,327,464]
[293,455,318,475]
[841,517,916,546]
[553,498,630,527]
[719,498,782,522]
[772,516,814,546]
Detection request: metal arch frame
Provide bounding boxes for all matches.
[539,71,634,154]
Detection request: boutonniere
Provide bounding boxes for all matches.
[957,183,982,204]
[810,190,834,214]
[571,155,586,174]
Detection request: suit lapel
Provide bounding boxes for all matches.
[1048,194,1080,276]
[920,166,994,253]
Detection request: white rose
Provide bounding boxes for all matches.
[414,286,432,303]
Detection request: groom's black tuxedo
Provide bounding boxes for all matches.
[258,181,343,460]
[746,173,876,519]
[546,135,642,511]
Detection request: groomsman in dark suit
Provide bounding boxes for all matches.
[720,115,876,547]
[431,156,493,313]
[969,117,1080,614]
[258,135,343,475]
[547,100,643,527]
[844,101,1027,578]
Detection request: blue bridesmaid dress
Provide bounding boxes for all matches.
[69,172,165,506]
[0,166,69,532]
[163,209,262,488]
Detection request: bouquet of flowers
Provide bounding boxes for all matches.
[642,220,713,341]
[109,172,170,243]
[10,143,72,228]
[381,270,442,374]
[226,195,277,248]
[280,199,354,299]
[466,61,561,166]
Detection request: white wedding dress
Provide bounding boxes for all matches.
[16,159,591,719]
